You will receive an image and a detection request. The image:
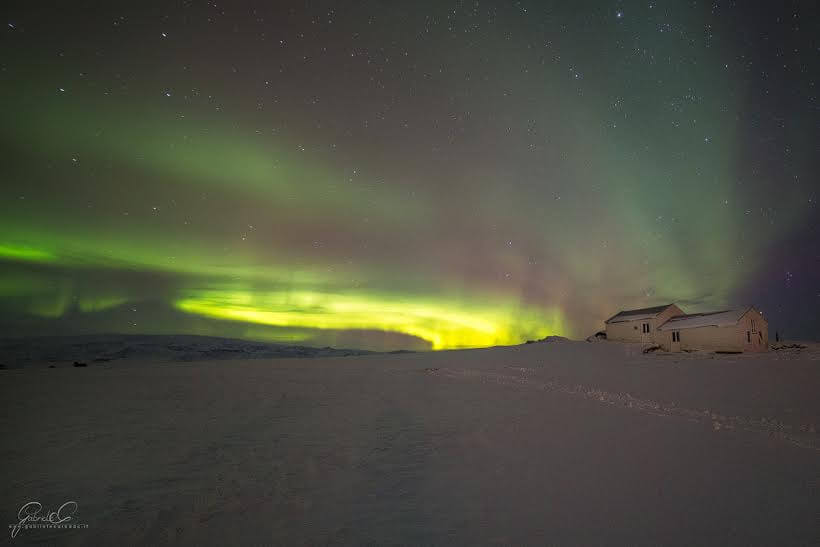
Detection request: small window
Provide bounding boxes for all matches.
[672,331,680,342]
[642,323,650,333]
[747,331,751,343]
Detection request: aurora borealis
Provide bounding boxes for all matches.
[1,2,817,349]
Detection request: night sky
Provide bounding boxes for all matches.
[1,1,817,350]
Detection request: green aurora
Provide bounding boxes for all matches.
[1,2,816,348]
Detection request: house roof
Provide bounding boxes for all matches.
[658,308,752,331]
[604,304,676,324]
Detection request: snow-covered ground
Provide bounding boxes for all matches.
[1,339,818,545]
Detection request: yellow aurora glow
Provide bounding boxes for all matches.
[174,288,565,349]
[0,237,567,349]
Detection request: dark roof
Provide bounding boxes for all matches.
[658,308,753,331]
[605,304,676,324]
[670,310,733,320]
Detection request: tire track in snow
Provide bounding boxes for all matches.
[428,367,819,451]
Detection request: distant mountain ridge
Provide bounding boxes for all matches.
[0,334,377,368]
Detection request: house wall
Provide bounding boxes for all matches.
[658,331,675,351]
[605,305,684,344]
[739,308,768,352]
[676,325,743,352]
[653,305,684,335]
[661,308,769,353]
[606,320,643,342]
